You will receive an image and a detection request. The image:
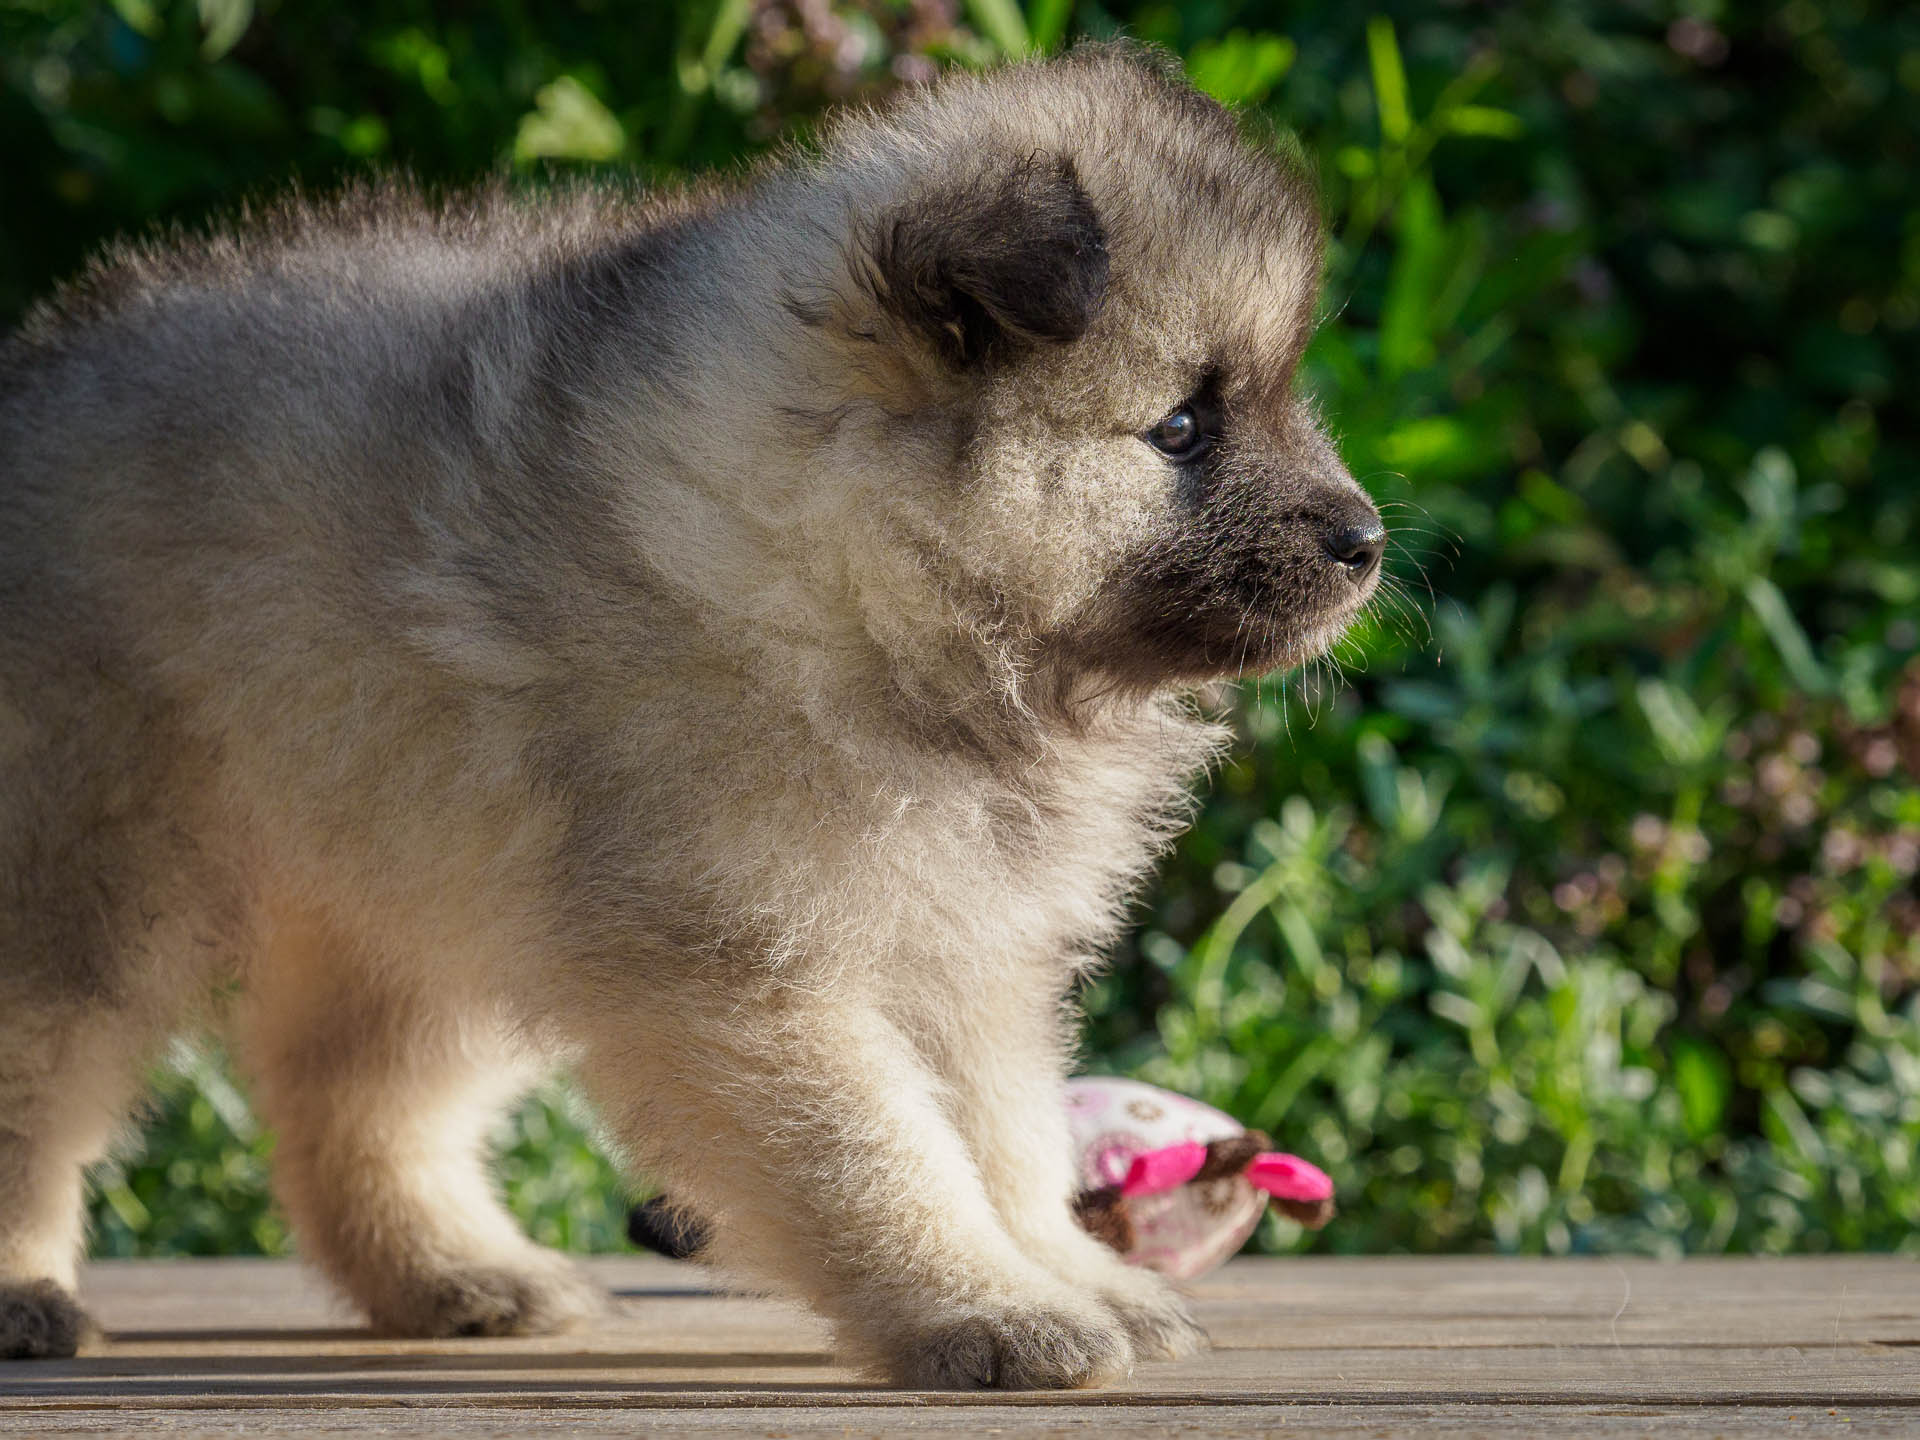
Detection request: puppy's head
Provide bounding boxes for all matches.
[800,45,1380,697]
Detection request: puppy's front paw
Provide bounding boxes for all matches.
[373,1258,608,1338]
[894,1299,1134,1390]
[0,1279,98,1360]
[1096,1269,1208,1361]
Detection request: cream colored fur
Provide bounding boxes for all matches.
[0,46,1377,1386]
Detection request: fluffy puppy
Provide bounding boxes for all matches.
[0,45,1382,1387]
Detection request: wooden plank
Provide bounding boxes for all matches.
[3,1413,1914,1440]
[57,1255,1920,1350]
[1202,1255,1920,1349]
[6,1346,1912,1406]
[0,1255,1912,1435]
[37,1254,1920,1343]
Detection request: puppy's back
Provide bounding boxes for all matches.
[0,183,708,945]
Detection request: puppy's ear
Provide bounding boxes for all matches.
[867,154,1109,368]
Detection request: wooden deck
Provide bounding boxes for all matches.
[3,1256,1916,1436]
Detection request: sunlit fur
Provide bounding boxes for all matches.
[0,45,1379,1385]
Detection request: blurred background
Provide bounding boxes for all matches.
[3,0,1914,1260]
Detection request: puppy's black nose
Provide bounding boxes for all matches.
[1324,518,1386,579]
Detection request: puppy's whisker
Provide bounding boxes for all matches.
[1376,574,1436,647]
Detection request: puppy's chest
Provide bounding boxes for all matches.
[886,759,1184,957]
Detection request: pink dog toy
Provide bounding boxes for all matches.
[1065,1077,1334,1280]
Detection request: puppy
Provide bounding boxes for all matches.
[0,44,1382,1387]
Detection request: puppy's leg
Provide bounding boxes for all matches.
[0,743,204,1361]
[244,917,604,1338]
[577,988,1134,1389]
[0,996,138,1359]
[928,996,1207,1362]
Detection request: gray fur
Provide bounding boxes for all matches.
[0,45,1379,1385]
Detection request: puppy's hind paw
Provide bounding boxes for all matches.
[374,1258,609,1339]
[894,1300,1134,1390]
[0,1280,99,1360]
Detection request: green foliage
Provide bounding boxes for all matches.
[90,1045,632,1258]
[1,0,1912,1257]
[88,1043,285,1258]
[1085,1,1920,1255]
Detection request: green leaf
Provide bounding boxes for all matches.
[1445,104,1524,139]
[1186,31,1296,107]
[699,0,754,73]
[1366,17,1411,144]
[196,0,253,61]
[1356,733,1402,831]
[108,0,161,39]
[1025,0,1073,53]
[1380,176,1445,377]
[514,77,626,164]
[966,0,1031,56]
[1636,677,1716,769]
[1743,576,1831,695]
[1374,415,1472,472]
[1671,1036,1731,1140]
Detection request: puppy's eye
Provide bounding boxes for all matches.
[1145,405,1211,462]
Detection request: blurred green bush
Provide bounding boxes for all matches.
[3,0,1913,1258]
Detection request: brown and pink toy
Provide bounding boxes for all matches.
[1063,1077,1334,1280]
[628,1077,1334,1281]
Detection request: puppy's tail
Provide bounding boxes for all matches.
[626,1196,711,1260]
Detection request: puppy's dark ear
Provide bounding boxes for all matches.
[868,154,1109,368]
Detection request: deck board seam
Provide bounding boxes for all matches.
[7,1389,1920,1413]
